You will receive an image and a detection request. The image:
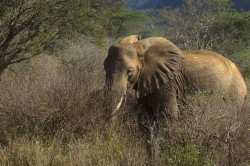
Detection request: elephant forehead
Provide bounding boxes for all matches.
[105,46,138,69]
[108,44,137,58]
[105,54,139,70]
[123,55,140,66]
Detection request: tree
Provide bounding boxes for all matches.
[161,0,250,59]
[161,0,250,71]
[0,0,123,75]
[125,0,182,10]
[161,0,233,51]
[104,9,150,40]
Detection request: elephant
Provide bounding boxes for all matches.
[103,35,248,161]
[118,35,141,44]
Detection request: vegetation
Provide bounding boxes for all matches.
[125,0,250,11]
[0,0,123,75]
[0,0,249,165]
[0,40,249,166]
[161,0,250,68]
[105,9,150,40]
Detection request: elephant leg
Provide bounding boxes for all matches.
[158,85,180,122]
[137,103,155,156]
[150,89,180,163]
[137,88,180,164]
[163,96,180,122]
[137,100,160,164]
[137,100,159,165]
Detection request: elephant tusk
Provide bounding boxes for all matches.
[113,95,124,115]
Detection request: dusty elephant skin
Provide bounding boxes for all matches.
[103,35,248,163]
[118,35,141,44]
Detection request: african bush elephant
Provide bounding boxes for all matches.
[103,35,248,161]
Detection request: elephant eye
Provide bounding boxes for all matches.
[127,69,134,76]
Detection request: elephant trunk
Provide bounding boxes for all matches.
[104,76,127,114]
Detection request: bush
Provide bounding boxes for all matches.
[0,41,106,143]
[159,90,249,165]
[232,46,250,76]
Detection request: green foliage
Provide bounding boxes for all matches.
[100,137,123,161]
[161,144,213,166]
[161,0,231,51]
[135,9,166,38]
[233,46,250,77]
[161,0,250,61]
[182,0,232,15]
[210,11,250,54]
[105,9,151,39]
[125,0,151,9]
[125,0,182,10]
[0,0,123,74]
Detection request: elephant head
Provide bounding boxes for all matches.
[104,36,183,112]
[118,35,141,44]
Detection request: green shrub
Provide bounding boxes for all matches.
[161,144,213,166]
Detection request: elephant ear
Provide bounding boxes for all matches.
[119,35,141,44]
[136,38,183,98]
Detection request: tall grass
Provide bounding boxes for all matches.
[160,90,249,166]
[0,47,98,148]
[0,41,249,165]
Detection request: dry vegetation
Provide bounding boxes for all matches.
[0,41,249,166]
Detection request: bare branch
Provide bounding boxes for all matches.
[7,57,31,65]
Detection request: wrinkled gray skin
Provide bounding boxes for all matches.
[103,36,248,162]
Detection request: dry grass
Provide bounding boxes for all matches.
[0,41,249,165]
[160,89,249,166]
[0,42,105,140]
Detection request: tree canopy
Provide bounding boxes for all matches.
[0,0,123,74]
[161,0,250,56]
[105,9,150,40]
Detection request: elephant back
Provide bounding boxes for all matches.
[182,50,247,106]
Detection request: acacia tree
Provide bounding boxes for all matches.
[0,0,123,75]
[104,9,150,40]
[161,0,232,51]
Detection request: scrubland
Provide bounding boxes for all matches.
[0,42,249,166]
